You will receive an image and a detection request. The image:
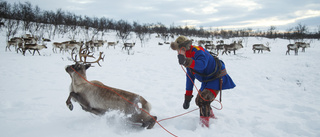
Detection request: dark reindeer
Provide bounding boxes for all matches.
[65,47,156,129]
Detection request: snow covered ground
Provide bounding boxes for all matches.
[0,31,320,137]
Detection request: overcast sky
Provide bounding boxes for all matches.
[7,0,320,31]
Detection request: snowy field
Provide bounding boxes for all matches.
[0,31,320,137]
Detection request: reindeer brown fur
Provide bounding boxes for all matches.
[65,63,157,129]
[65,48,156,129]
[22,43,47,56]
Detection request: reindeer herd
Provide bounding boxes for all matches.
[194,39,311,56]
[197,39,244,55]
[5,34,311,56]
[6,34,48,56]
[5,34,134,56]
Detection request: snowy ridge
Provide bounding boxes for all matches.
[0,31,320,137]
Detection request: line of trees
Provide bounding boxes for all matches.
[1,1,319,42]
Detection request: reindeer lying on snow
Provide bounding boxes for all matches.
[65,46,157,129]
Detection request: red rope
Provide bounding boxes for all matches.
[69,49,223,136]
[71,67,183,137]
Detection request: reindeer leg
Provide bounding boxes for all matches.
[66,92,90,111]
[32,50,36,56]
[67,92,105,115]
[66,93,74,111]
[36,50,41,55]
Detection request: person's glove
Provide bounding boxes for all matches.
[183,94,193,109]
[178,54,186,65]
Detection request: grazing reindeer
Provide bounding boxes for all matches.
[222,41,243,55]
[63,41,83,53]
[286,44,299,55]
[122,42,135,50]
[6,40,17,52]
[85,40,96,52]
[94,40,106,51]
[197,40,206,46]
[252,42,270,53]
[22,43,47,56]
[295,42,310,52]
[6,37,23,51]
[65,49,157,129]
[215,40,225,54]
[204,41,215,51]
[107,41,119,49]
[52,42,64,53]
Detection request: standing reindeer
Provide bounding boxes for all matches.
[252,42,270,53]
[286,44,299,55]
[295,42,310,52]
[65,46,157,129]
[222,41,243,55]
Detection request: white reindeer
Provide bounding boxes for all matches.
[252,42,270,53]
[107,41,119,49]
[286,44,299,55]
[295,42,310,52]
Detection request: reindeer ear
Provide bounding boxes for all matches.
[85,64,91,70]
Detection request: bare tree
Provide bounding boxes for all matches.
[133,22,149,47]
[18,2,35,34]
[115,20,132,43]
[5,19,20,40]
[294,23,308,41]
[267,26,276,38]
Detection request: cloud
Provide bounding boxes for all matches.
[294,10,320,19]
[68,0,95,4]
[215,9,320,30]
[6,0,320,31]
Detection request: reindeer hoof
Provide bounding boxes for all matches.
[67,103,73,111]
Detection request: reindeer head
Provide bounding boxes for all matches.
[65,63,91,78]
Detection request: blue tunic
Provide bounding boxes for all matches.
[185,45,236,93]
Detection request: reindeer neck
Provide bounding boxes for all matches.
[72,71,88,85]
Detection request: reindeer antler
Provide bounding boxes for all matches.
[83,52,105,66]
[71,45,105,66]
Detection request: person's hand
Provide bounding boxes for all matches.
[178,54,186,65]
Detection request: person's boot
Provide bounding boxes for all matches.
[210,109,216,119]
[200,116,210,127]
